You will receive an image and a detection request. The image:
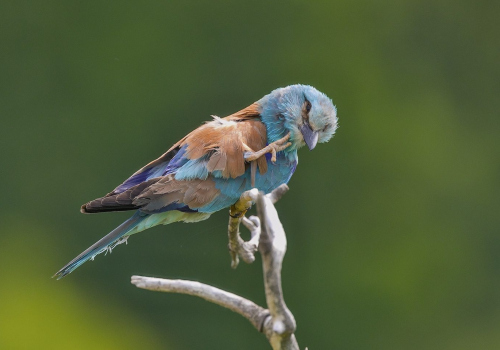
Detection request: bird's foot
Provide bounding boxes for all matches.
[226,186,288,269]
[244,133,292,164]
[228,216,261,268]
[227,189,261,268]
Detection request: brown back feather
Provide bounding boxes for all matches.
[132,174,220,213]
[167,103,267,178]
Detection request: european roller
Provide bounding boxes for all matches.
[55,84,338,279]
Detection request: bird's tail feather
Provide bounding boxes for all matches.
[53,212,146,279]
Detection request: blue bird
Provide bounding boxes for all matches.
[54,84,338,279]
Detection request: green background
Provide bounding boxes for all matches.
[1,1,499,349]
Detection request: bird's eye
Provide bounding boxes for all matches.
[305,100,312,113]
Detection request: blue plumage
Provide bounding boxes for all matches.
[55,84,337,279]
[56,212,147,277]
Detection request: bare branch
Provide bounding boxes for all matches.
[256,192,298,350]
[131,185,300,350]
[242,216,261,248]
[266,184,289,204]
[131,276,270,331]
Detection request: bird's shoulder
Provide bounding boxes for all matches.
[166,103,268,178]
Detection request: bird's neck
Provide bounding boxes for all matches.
[258,94,304,154]
[259,111,300,156]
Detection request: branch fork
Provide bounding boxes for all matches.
[131,184,300,350]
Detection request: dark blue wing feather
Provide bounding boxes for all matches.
[112,146,188,194]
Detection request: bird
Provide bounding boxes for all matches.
[54,84,338,279]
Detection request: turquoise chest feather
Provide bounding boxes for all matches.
[198,150,298,213]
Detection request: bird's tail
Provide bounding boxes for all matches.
[53,212,146,279]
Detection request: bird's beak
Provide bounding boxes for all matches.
[299,122,319,150]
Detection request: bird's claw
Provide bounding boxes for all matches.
[244,133,291,164]
[228,215,261,268]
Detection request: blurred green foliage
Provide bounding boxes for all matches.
[1,0,499,349]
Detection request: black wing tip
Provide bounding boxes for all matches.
[79,178,161,214]
[81,204,141,214]
[80,203,90,214]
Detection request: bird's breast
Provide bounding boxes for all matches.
[255,151,297,193]
[196,151,298,213]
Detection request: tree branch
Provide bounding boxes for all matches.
[131,184,300,350]
[131,277,270,332]
[256,190,298,349]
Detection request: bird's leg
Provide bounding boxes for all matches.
[226,185,289,269]
[227,189,261,269]
[244,133,292,164]
[250,161,257,187]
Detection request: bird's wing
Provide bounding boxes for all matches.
[82,103,268,214]
[170,114,268,178]
[109,145,184,196]
[108,103,264,194]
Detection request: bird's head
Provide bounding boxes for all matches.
[259,84,338,151]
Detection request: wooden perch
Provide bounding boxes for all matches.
[131,184,300,350]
